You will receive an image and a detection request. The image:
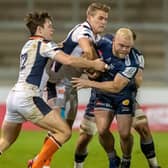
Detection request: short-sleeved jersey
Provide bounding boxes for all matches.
[95,34,144,97]
[84,34,144,115]
[49,21,100,84]
[14,36,60,92]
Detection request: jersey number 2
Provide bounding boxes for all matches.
[20,53,28,70]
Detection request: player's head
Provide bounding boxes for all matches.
[112,28,134,59]
[86,2,110,34]
[25,11,54,40]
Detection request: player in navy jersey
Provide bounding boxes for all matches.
[72,28,143,168]
[73,30,160,168]
[0,11,108,168]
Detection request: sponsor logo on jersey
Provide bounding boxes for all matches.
[122,99,130,105]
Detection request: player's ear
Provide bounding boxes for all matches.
[36,25,43,34]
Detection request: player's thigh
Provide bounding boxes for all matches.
[1,121,22,143]
[36,108,70,134]
[94,98,115,132]
[16,95,69,133]
[116,97,134,133]
[94,109,114,133]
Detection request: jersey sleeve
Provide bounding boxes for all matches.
[119,66,138,80]
[72,25,94,42]
[137,54,145,69]
[132,48,145,69]
[40,41,61,59]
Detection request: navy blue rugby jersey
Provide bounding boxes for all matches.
[95,34,144,96]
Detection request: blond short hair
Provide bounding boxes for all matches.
[115,28,134,44]
[87,2,110,16]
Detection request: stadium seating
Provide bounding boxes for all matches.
[0,0,167,83]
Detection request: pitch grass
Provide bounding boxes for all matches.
[0,131,167,168]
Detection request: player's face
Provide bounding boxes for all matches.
[113,36,133,59]
[40,19,54,40]
[88,10,108,34]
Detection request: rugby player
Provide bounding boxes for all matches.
[30,3,111,168]
[0,11,107,168]
[73,29,160,168]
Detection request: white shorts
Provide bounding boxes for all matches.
[5,88,51,123]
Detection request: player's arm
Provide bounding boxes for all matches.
[135,68,143,88]
[53,50,107,72]
[78,38,98,60]
[79,37,101,78]
[71,73,129,93]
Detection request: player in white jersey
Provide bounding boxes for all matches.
[0,11,108,168]
[37,2,111,168]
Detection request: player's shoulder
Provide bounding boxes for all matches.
[130,47,144,68]
[131,47,143,56]
[97,34,114,48]
[71,21,94,41]
[75,21,93,33]
[101,34,114,43]
[103,34,114,41]
[42,40,60,50]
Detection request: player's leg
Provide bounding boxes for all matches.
[94,109,120,168]
[93,94,120,168]
[115,97,135,168]
[74,115,96,168]
[29,107,71,168]
[0,121,22,154]
[42,83,78,168]
[0,90,23,154]
[22,94,71,168]
[116,114,133,168]
[133,107,160,168]
[74,89,98,168]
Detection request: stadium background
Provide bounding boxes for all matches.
[0,0,168,167]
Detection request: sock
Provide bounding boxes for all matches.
[75,152,88,163]
[33,135,52,166]
[122,156,131,162]
[140,140,159,166]
[44,158,52,166]
[121,156,131,167]
[107,151,116,160]
[43,135,53,166]
[32,137,61,168]
[108,151,121,167]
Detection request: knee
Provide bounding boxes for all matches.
[61,125,72,142]
[53,123,72,143]
[80,117,97,135]
[97,127,109,137]
[134,124,151,140]
[119,131,131,141]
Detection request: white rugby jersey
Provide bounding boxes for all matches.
[14,36,60,92]
[49,21,100,84]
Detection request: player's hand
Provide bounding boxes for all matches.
[71,77,92,89]
[92,59,109,72]
[85,70,101,80]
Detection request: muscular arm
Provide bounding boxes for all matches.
[78,37,98,60]
[72,73,129,93]
[53,50,106,72]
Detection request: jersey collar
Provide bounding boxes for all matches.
[29,35,44,40]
